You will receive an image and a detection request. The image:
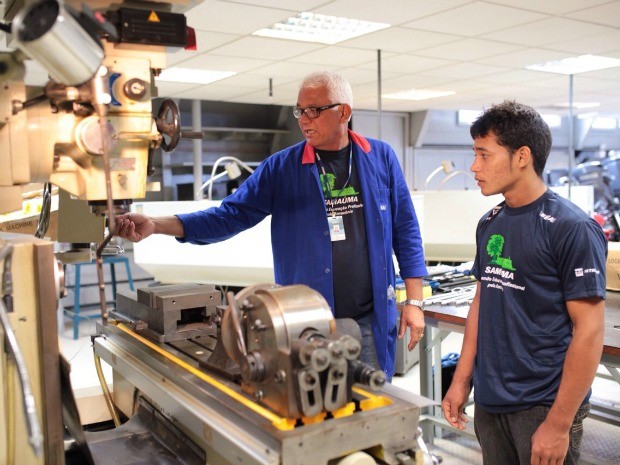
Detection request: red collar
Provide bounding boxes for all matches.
[301,129,371,164]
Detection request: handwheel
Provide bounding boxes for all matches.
[156,99,181,152]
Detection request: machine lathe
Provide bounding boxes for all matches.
[85,282,429,465]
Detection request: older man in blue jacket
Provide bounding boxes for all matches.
[116,71,427,378]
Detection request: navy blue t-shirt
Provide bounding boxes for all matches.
[471,189,607,413]
[316,145,373,320]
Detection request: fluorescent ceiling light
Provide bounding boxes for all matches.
[591,117,617,130]
[252,12,390,45]
[577,112,598,120]
[541,114,561,128]
[553,102,600,110]
[457,109,482,125]
[383,88,455,101]
[526,54,620,75]
[156,68,236,85]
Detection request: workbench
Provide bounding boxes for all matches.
[418,292,620,443]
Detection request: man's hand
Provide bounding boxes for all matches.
[441,379,471,430]
[530,418,569,465]
[398,304,424,350]
[115,213,156,242]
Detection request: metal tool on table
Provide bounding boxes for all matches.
[424,286,476,307]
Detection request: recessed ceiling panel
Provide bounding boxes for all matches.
[416,38,523,61]
[566,2,620,27]
[312,0,472,25]
[401,1,547,37]
[208,36,324,61]
[186,1,294,35]
[288,46,382,67]
[481,17,614,47]
[357,54,456,74]
[342,27,461,54]
[488,0,612,15]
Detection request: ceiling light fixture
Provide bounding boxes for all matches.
[383,88,455,101]
[526,54,620,75]
[591,117,618,130]
[577,112,598,120]
[457,109,482,125]
[541,114,561,128]
[155,67,237,85]
[252,12,390,45]
[551,102,600,110]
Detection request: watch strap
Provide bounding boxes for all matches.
[403,299,424,308]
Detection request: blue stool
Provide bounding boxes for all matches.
[72,255,134,339]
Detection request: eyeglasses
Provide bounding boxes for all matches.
[293,103,342,120]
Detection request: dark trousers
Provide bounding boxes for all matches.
[355,313,380,369]
[474,403,590,465]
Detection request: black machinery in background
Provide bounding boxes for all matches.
[546,153,620,241]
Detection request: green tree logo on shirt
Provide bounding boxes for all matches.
[320,173,359,197]
[486,234,516,271]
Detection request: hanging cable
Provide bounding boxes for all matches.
[0,243,43,457]
[2,242,13,313]
[204,156,255,201]
[34,183,53,239]
[93,350,121,427]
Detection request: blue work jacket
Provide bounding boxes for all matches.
[177,130,427,377]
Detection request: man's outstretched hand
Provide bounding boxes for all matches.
[114,213,156,242]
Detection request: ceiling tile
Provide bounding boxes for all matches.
[417,62,508,80]
[488,0,612,15]
[481,17,615,47]
[545,30,620,55]
[333,67,403,86]
[378,75,455,92]
[575,76,620,92]
[288,46,382,68]
[187,0,294,35]
[174,82,261,101]
[342,27,461,54]
[357,53,456,74]
[476,48,575,69]
[173,54,272,73]
[208,36,324,61]
[220,0,325,9]
[566,1,620,27]
[248,62,339,81]
[312,0,471,25]
[416,38,524,61]
[475,69,563,87]
[578,66,620,81]
[401,1,547,37]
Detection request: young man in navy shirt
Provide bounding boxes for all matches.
[442,101,606,465]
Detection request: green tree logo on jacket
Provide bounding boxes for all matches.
[320,173,359,197]
[486,234,516,271]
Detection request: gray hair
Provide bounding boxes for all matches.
[300,71,353,108]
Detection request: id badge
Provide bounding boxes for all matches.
[328,215,346,241]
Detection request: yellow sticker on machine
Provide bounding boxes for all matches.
[148,11,160,22]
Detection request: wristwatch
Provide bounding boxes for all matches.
[403,299,424,308]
